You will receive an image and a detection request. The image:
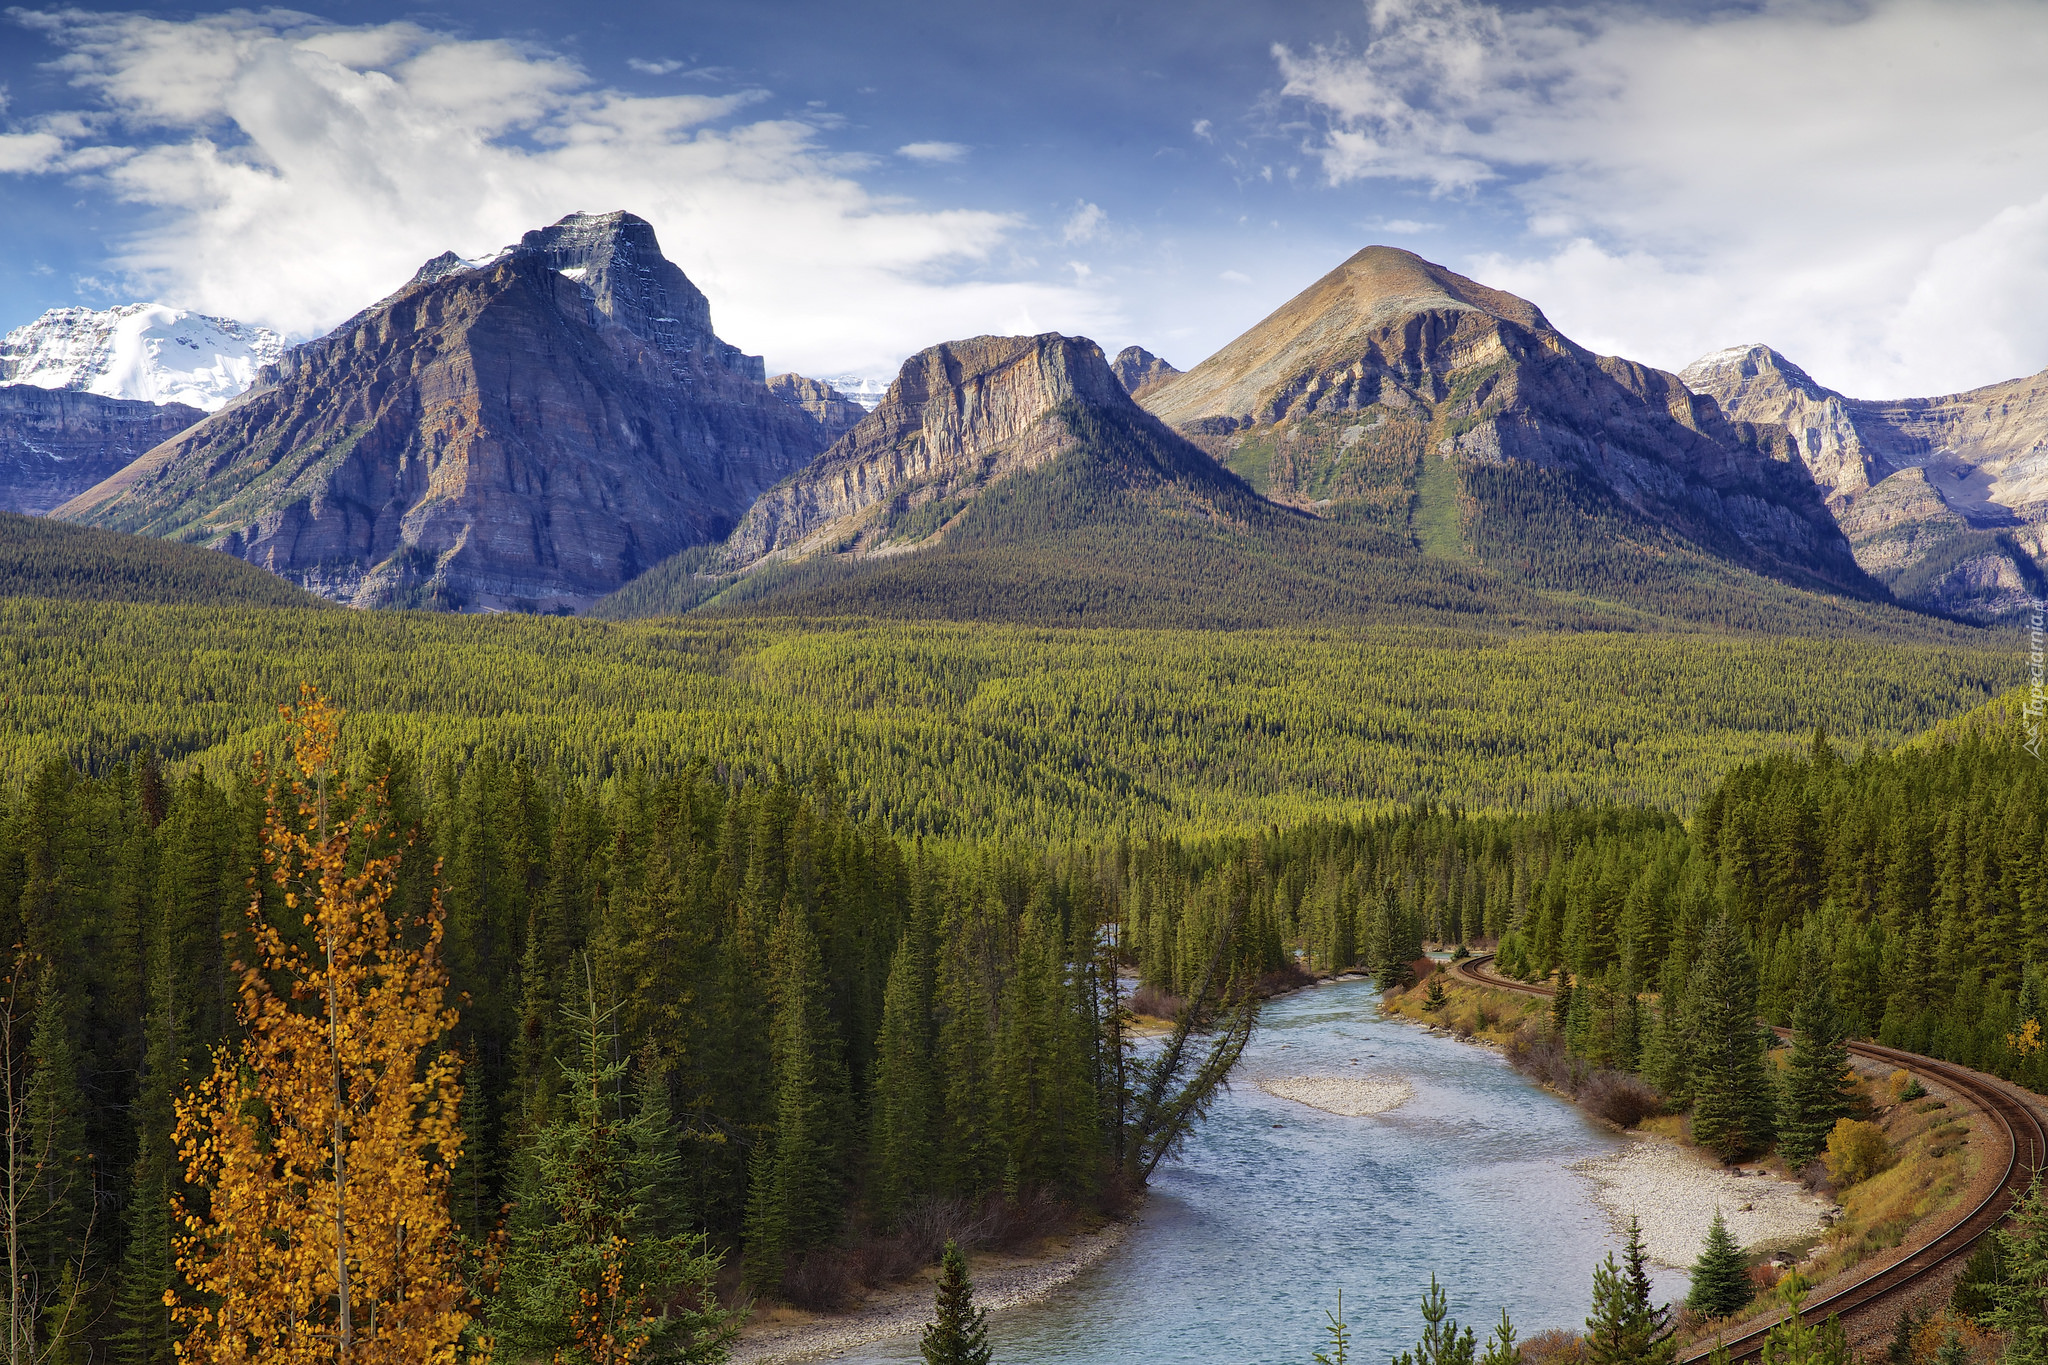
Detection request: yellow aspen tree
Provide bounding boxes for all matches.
[168,686,479,1364]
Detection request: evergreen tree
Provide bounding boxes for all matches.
[109,923,182,1365]
[1687,1209,1753,1319]
[1586,1222,1675,1365]
[1392,1276,1477,1365]
[920,1240,991,1365]
[1779,961,1854,1170]
[743,901,844,1292]
[869,927,937,1226]
[1988,1175,2048,1365]
[993,911,1098,1197]
[1313,1290,1350,1365]
[495,971,738,1365]
[1685,919,1776,1161]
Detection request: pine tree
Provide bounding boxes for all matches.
[1586,1221,1675,1365]
[1687,1209,1753,1319]
[1392,1276,1477,1365]
[919,1240,991,1365]
[993,911,1098,1196]
[494,969,738,1365]
[1779,962,1852,1170]
[1988,1174,2048,1365]
[743,901,843,1292]
[109,918,183,1365]
[1685,918,1776,1161]
[869,927,936,1226]
[1314,1290,1351,1365]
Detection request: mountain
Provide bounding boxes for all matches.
[1111,346,1179,396]
[599,329,1951,639]
[766,373,868,444]
[0,386,204,515]
[1,303,286,412]
[1137,247,1880,611]
[0,509,321,608]
[1682,344,2048,622]
[54,211,837,612]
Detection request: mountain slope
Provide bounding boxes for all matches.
[54,211,836,611]
[0,509,322,608]
[0,386,204,515]
[1,303,285,412]
[1111,346,1180,396]
[1138,247,1880,610]
[602,330,1960,639]
[1683,343,2048,622]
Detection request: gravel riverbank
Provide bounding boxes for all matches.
[1574,1135,1835,1267]
[729,1221,1133,1365]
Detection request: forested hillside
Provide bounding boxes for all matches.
[0,511,323,609]
[0,598,2019,832]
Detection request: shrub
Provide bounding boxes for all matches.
[1579,1071,1664,1129]
[1825,1118,1895,1187]
[1129,985,1185,1020]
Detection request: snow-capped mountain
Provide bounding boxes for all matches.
[1,303,286,412]
[822,374,891,410]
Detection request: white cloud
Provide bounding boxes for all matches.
[1192,118,1213,141]
[1220,270,1252,285]
[1,10,1116,379]
[626,58,684,75]
[1062,200,1105,244]
[895,140,968,163]
[1276,0,2048,397]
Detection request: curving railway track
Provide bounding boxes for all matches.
[1444,954,2048,1362]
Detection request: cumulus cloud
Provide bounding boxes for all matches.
[1276,0,2048,396]
[2,10,1114,379]
[895,140,968,163]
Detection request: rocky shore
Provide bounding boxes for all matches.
[1575,1136,1834,1267]
[729,1221,1133,1365]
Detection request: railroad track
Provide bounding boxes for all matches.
[1444,954,2048,1362]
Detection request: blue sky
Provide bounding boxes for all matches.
[2,0,2045,397]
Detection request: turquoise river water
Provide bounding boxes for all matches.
[836,976,1686,1365]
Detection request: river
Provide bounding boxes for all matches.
[835,976,1685,1365]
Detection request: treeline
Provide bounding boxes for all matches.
[0,732,1270,1360]
[0,596,2018,835]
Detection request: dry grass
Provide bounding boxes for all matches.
[1379,976,1545,1046]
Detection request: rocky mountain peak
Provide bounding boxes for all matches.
[1111,346,1180,396]
[766,373,867,443]
[720,333,1142,568]
[1679,343,1884,504]
[55,209,829,612]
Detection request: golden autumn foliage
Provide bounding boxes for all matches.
[168,685,478,1364]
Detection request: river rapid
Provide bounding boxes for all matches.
[836,976,1685,1365]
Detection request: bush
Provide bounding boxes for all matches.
[1129,985,1185,1020]
[1825,1118,1895,1187]
[1579,1071,1664,1129]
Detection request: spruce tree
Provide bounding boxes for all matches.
[1778,961,1852,1170]
[870,927,937,1226]
[743,901,844,1291]
[495,972,738,1364]
[920,1240,992,1365]
[109,926,182,1365]
[1586,1222,1675,1365]
[1392,1276,1478,1365]
[1988,1174,2048,1365]
[1687,1209,1753,1319]
[1685,918,1776,1161]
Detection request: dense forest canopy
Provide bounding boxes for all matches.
[0,597,2021,836]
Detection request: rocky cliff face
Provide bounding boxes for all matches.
[766,374,867,444]
[1,304,285,412]
[1139,247,1871,600]
[0,386,203,515]
[721,334,1136,569]
[1110,346,1180,397]
[55,211,834,611]
[1685,343,2048,621]
[1678,345,1890,502]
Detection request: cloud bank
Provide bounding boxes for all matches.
[3,9,1115,378]
[1276,0,2048,397]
